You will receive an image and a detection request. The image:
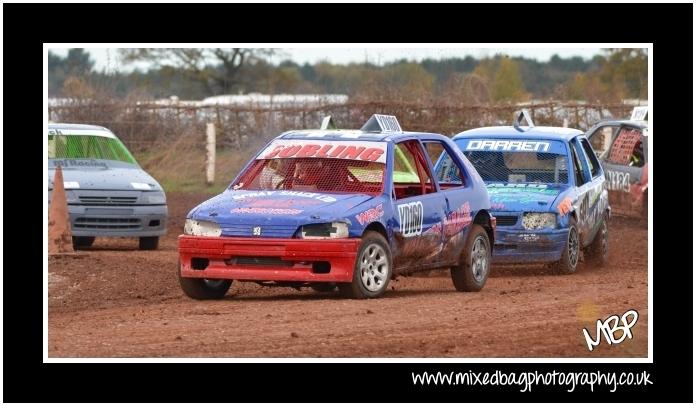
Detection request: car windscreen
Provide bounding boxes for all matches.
[232,140,387,195]
[457,138,569,185]
[48,134,137,164]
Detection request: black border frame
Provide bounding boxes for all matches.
[3,2,692,403]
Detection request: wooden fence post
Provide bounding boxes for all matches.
[206,123,216,186]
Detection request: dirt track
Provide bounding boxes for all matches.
[48,192,648,357]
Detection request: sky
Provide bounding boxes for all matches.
[48,46,606,72]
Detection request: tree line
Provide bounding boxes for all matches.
[49,48,647,104]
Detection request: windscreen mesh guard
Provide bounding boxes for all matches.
[234,158,385,195]
[464,151,568,184]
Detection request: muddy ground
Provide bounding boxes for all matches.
[48,192,648,357]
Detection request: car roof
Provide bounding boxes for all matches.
[453,126,583,142]
[49,123,110,132]
[277,130,447,142]
[586,119,648,130]
[48,123,117,138]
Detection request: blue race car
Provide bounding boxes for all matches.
[450,111,610,274]
[178,115,494,299]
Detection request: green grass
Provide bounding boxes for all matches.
[133,147,250,194]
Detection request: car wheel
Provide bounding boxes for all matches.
[586,213,609,267]
[139,236,159,250]
[338,231,392,299]
[178,261,232,300]
[310,283,338,293]
[555,217,579,274]
[72,236,95,250]
[450,224,491,292]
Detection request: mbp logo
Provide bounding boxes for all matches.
[398,201,424,237]
[582,309,639,352]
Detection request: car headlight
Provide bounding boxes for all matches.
[522,213,556,230]
[184,219,221,237]
[299,222,349,239]
[144,191,167,204]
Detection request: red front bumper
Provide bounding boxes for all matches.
[178,235,361,282]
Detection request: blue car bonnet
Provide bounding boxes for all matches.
[486,183,570,213]
[189,189,376,237]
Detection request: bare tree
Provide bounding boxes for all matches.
[119,48,274,94]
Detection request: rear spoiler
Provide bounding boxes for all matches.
[360,114,402,133]
[320,115,337,130]
[513,109,535,130]
[630,106,648,121]
[319,113,403,133]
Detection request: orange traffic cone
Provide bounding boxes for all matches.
[48,166,74,254]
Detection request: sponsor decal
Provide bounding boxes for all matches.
[488,183,553,191]
[398,201,424,237]
[488,183,560,204]
[232,191,337,203]
[231,207,303,215]
[252,226,262,236]
[442,202,472,237]
[576,184,607,232]
[466,140,550,152]
[356,203,384,226]
[557,197,573,216]
[258,140,387,163]
[51,159,109,169]
[491,202,506,210]
[279,191,337,203]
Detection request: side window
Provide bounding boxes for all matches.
[423,142,465,189]
[580,138,602,178]
[570,142,588,186]
[393,140,436,200]
[589,125,617,157]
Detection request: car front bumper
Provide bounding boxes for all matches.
[178,235,361,282]
[492,227,569,264]
[68,204,167,237]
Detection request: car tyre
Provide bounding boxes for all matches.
[139,236,159,250]
[555,217,580,274]
[338,231,392,299]
[451,224,491,292]
[72,236,95,250]
[178,261,232,300]
[585,213,609,267]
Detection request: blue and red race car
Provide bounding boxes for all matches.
[451,111,610,274]
[178,115,494,299]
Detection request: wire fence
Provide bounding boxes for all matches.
[48,100,636,153]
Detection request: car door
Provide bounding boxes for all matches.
[599,125,645,193]
[422,140,474,265]
[587,124,619,160]
[390,139,447,272]
[572,137,609,246]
